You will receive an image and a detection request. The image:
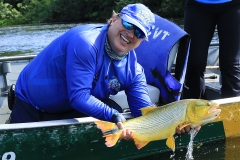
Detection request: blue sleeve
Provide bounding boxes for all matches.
[125,64,154,117]
[65,35,117,121]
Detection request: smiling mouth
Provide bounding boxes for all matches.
[120,34,130,44]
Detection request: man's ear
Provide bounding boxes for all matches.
[111,15,118,23]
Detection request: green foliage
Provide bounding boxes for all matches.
[0,1,23,25]
[157,0,185,17]
[17,0,52,23]
[0,0,185,26]
[3,0,23,8]
[115,0,144,12]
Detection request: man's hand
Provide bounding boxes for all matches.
[117,122,133,140]
[112,112,133,140]
[176,123,201,135]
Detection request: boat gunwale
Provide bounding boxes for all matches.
[0,112,133,130]
[0,96,239,130]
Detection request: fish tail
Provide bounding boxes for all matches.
[94,120,122,147]
[104,132,122,147]
[94,121,117,133]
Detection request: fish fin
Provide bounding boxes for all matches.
[95,121,122,147]
[140,106,158,115]
[179,122,191,131]
[166,136,175,151]
[94,120,116,133]
[134,139,149,150]
[104,132,122,147]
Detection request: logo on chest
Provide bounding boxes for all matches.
[108,77,121,92]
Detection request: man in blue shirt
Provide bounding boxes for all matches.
[9,3,156,138]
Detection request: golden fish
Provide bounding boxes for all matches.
[95,99,221,151]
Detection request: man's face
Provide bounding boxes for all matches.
[107,16,144,55]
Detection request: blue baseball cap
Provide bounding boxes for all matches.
[120,3,155,38]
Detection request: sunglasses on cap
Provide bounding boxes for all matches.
[121,19,145,39]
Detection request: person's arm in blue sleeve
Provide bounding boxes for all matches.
[125,64,154,117]
[65,36,117,122]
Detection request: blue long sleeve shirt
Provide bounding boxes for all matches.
[15,24,153,121]
[195,0,231,4]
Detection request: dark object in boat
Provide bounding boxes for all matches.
[7,84,15,110]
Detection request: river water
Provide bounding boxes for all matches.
[0,23,233,160]
[0,23,82,56]
[0,22,219,57]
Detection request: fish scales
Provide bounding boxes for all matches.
[122,101,190,140]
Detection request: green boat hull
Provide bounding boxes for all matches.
[0,114,226,160]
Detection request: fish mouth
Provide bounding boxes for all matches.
[204,105,221,122]
[208,104,220,114]
[208,105,221,117]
